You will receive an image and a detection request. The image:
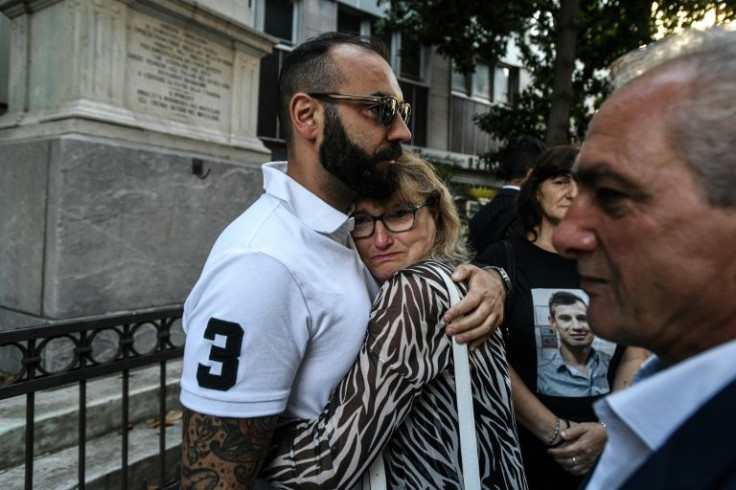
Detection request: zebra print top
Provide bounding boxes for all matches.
[261,261,527,489]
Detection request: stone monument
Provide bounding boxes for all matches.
[0,0,277,327]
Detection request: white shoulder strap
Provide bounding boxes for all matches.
[439,269,481,490]
[363,265,481,489]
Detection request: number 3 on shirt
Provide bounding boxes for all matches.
[196,318,244,391]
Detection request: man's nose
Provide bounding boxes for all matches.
[386,113,412,143]
[552,192,597,258]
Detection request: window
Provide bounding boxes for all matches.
[394,34,427,146]
[262,0,294,44]
[400,81,427,147]
[451,69,469,95]
[493,65,520,104]
[493,66,510,103]
[257,48,289,151]
[399,36,423,82]
[255,0,297,153]
[449,62,520,155]
[337,8,363,35]
[450,96,492,155]
[452,63,519,104]
[472,63,491,101]
[370,19,393,61]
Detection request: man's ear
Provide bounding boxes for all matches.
[291,93,321,140]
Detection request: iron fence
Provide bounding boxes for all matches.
[0,307,184,490]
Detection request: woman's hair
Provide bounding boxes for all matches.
[515,145,579,240]
[377,150,469,266]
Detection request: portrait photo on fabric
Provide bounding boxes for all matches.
[533,288,615,398]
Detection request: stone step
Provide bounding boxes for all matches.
[0,414,182,489]
[0,360,183,469]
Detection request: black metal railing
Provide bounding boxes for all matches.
[0,307,184,490]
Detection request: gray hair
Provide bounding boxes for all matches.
[612,25,736,208]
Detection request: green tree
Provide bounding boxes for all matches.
[382,0,734,167]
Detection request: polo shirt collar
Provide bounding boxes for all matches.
[263,162,353,238]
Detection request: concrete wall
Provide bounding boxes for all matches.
[0,135,264,324]
[0,0,277,327]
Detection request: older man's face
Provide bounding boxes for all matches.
[552,64,736,362]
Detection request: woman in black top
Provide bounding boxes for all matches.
[478,146,648,489]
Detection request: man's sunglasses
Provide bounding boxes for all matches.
[309,92,412,128]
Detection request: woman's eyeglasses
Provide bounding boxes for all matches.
[309,92,412,128]
[351,202,431,239]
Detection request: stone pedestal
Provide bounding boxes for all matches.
[0,0,277,326]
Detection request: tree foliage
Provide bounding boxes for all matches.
[381,0,735,175]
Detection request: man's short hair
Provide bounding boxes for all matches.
[548,291,587,319]
[276,32,389,146]
[498,135,546,182]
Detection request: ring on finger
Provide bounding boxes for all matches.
[572,455,577,465]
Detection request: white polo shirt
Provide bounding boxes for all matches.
[180,162,378,420]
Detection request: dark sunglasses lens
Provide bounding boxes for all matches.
[399,104,411,123]
[379,98,397,127]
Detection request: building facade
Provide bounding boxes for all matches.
[0,0,528,326]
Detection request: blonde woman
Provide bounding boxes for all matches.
[261,151,527,489]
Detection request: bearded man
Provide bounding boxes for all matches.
[179,32,508,489]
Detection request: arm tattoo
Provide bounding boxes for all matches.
[181,408,279,489]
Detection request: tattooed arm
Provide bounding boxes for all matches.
[179,255,319,488]
[181,409,279,489]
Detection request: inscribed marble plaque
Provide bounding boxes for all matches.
[125,11,233,130]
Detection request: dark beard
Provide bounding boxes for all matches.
[319,106,401,199]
